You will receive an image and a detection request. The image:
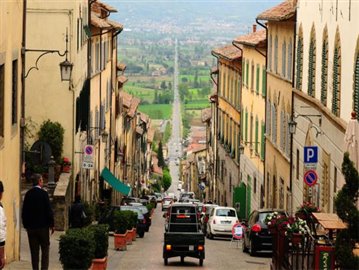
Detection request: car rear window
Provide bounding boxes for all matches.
[170,206,197,223]
[258,212,286,227]
[216,209,236,217]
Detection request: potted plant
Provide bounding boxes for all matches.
[296,201,320,220]
[129,211,138,241]
[88,224,109,270]
[124,211,135,245]
[264,212,281,234]
[286,218,310,246]
[62,157,71,173]
[59,228,95,270]
[113,210,128,251]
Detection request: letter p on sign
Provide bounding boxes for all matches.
[304,146,318,163]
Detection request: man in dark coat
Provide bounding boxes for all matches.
[22,174,54,270]
[69,195,85,228]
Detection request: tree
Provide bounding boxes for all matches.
[334,152,359,269]
[157,141,165,168]
[38,120,64,163]
[160,80,167,90]
[162,169,172,191]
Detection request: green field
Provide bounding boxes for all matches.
[184,100,210,110]
[138,104,172,119]
[124,85,156,103]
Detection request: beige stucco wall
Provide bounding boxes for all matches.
[0,0,23,263]
[265,20,294,212]
[241,44,266,212]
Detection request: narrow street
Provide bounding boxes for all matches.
[107,207,271,269]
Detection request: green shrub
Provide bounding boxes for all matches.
[123,210,137,230]
[83,202,95,226]
[59,228,95,270]
[146,202,155,212]
[88,224,109,258]
[38,120,64,163]
[113,210,128,234]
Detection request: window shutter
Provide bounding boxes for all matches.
[321,39,328,106]
[242,58,245,80]
[296,37,303,90]
[256,65,260,94]
[266,100,271,136]
[280,111,284,151]
[288,39,293,80]
[268,35,272,71]
[100,104,105,130]
[286,114,291,158]
[354,54,359,118]
[307,40,316,97]
[255,117,259,153]
[261,121,265,161]
[274,36,278,74]
[245,110,248,142]
[262,67,266,97]
[282,42,286,78]
[246,61,249,86]
[332,47,340,116]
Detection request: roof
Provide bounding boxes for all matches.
[118,75,128,84]
[117,63,127,71]
[91,13,112,29]
[107,20,123,30]
[140,112,149,124]
[201,108,212,122]
[136,126,144,135]
[256,0,296,21]
[192,145,207,153]
[96,0,117,12]
[128,97,140,118]
[121,91,132,108]
[233,29,266,47]
[212,44,241,60]
[147,128,155,143]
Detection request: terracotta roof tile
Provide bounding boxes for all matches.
[121,91,132,108]
[257,0,296,21]
[201,108,212,122]
[118,75,128,84]
[91,13,111,28]
[136,126,144,135]
[96,0,118,12]
[108,20,123,30]
[234,29,266,47]
[147,128,155,143]
[192,145,207,153]
[128,97,140,118]
[117,63,127,71]
[140,112,149,124]
[212,44,242,60]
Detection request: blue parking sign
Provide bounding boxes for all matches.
[304,146,318,163]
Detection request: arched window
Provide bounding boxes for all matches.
[296,27,303,90]
[332,31,341,117]
[288,38,293,80]
[354,40,359,118]
[307,26,316,97]
[282,41,287,78]
[321,28,328,106]
[268,34,272,71]
[274,35,278,74]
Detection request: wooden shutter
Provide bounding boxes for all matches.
[320,39,328,105]
[282,41,286,78]
[296,37,303,90]
[354,54,359,118]
[245,110,248,142]
[332,47,340,116]
[255,117,259,154]
[262,67,266,97]
[246,61,249,86]
[288,39,293,80]
[307,40,316,97]
[266,100,271,136]
[256,64,260,94]
[274,35,278,73]
[261,121,265,161]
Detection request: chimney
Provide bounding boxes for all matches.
[253,24,257,33]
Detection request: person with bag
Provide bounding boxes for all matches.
[22,174,54,270]
[69,195,86,228]
[0,181,6,269]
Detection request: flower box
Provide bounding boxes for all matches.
[91,257,107,270]
[114,232,127,251]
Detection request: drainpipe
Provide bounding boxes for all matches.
[20,0,27,260]
[256,18,268,208]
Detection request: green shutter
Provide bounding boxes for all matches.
[296,38,303,90]
[261,122,265,161]
[256,65,260,94]
[242,58,245,82]
[262,67,266,97]
[307,40,315,97]
[245,110,248,141]
[255,118,259,153]
[246,61,249,86]
[354,54,359,118]
[321,40,328,105]
[332,47,339,116]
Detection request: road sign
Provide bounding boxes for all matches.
[304,169,318,187]
[304,146,318,163]
[232,223,243,240]
[82,145,94,169]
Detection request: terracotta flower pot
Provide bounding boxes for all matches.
[291,233,303,246]
[126,229,133,245]
[132,228,137,241]
[91,257,107,270]
[62,164,71,173]
[114,232,127,251]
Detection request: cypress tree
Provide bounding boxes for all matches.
[334,152,359,269]
[157,141,165,168]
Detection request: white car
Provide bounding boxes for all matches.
[207,207,239,239]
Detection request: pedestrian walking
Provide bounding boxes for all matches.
[69,195,86,228]
[22,174,54,270]
[0,181,6,269]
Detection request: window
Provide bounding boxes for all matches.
[296,149,300,180]
[242,57,245,84]
[95,42,100,72]
[12,60,18,125]
[332,32,341,117]
[268,34,272,71]
[251,62,254,91]
[261,121,265,161]
[254,176,257,194]
[296,30,303,90]
[256,64,260,94]
[308,27,316,97]
[0,64,4,137]
[245,109,248,142]
[255,116,259,154]
[272,104,277,145]
[286,114,291,157]
[274,35,278,73]
[280,110,285,151]
[266,100,271,136]
[288,38,293,80]
[250,113,254,149]
[246,60,249,87]
[321,31,329,106]
[262,66,266,97]
[354,49,359,118]
[282,41,287,78]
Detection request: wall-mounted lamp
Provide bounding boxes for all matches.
[24,29,73,81]
[88,127,108,143]
[288,114,322,137]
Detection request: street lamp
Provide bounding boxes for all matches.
[24,29,73,81]
[288,114,322,137]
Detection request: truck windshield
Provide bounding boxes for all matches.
[169,206,198,232]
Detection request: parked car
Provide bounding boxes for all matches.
[242,209,287,256]
[206,207,239,239]
[162,197,173,211]
[155,193,163,202]
[129,202,152,232]
[200,204,219,234]
[163,203,205,266]
[179,192,195,202]
[120,196,140,205]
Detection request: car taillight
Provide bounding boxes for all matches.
[198,245,204,251]
[166,244,172,251]
[251,224,261,233]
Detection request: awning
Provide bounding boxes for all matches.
[101,167,131,196]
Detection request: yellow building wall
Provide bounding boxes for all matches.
[0,0,23,263]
